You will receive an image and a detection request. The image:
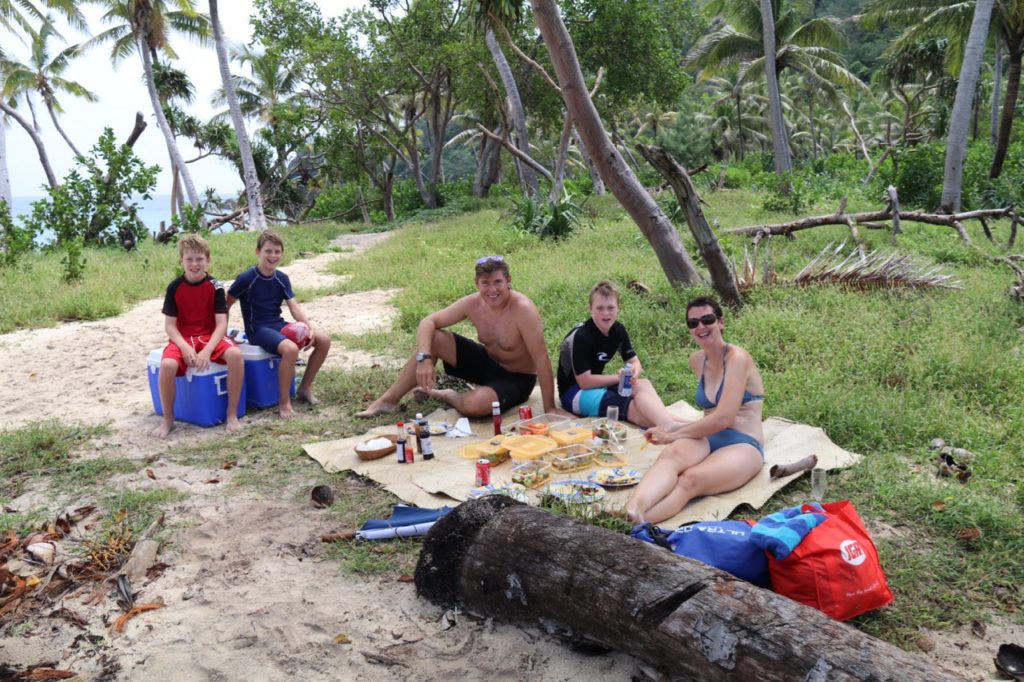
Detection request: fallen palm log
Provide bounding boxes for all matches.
[415,496,961,681]
[726,205,1017,245]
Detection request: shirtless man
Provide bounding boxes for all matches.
[356,256,567,418]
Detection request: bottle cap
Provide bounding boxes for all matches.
[415,412,423,419]
[492,401,500,408]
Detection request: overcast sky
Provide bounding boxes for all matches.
[5,1,362,197]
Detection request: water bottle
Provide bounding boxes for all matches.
[618,364,634,397]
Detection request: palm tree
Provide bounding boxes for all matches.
[864,0,1024,179]
[0,1,85,198]
[84,0,211,208]
[1,18,97,158]
[940,0,996,212]
[759,0,791,176]
[208,0,264,229]
[687,0,866,173]
[480,0,701,286]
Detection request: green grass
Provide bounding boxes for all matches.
[0,222,355,333]
[4,190,1023,647]
[331,192,1024,644]
[0,421,112,500]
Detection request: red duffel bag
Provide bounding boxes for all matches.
[768,500,894,620]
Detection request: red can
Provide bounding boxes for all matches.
[518,406,533,421]
[475,459,491,487]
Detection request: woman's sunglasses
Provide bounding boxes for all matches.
[686,314,720,329]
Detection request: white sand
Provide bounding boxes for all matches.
[0,231,1011,680]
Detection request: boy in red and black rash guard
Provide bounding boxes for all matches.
[151,234,244,438]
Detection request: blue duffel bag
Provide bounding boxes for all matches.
[630,520,771,587]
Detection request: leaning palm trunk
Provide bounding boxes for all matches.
[0,100,57,188]
[138,35,199,208]
[529,0,700,286]
[46,102,84,158]
[0,125,11,205]
[486,27,538,196]
[759,0,791,178]
[210,0,266,230]
[940,0,995,213]
[990,43,1022,179]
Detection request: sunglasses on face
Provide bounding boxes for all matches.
[476,255,504,265]
[686,314,720,329]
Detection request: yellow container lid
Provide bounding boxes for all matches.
[549,425,593,446]
[503,434,558,460]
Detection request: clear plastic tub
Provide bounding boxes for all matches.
[504,413,568,437]
[510,460,552,488]
[544,443,595,473]
[591,448,629,468]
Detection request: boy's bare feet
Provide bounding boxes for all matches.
[355,399,398,418]
[624,505,645,524]
[150,422,176,439]
[296,387,319,405]
[411,387,430,403]
[279,403,296,419]
[226,417,242,433]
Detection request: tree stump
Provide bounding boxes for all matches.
[415,497,961,681]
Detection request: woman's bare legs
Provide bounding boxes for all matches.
[641,444,763,524]
[625,437,711,521]
[624,379,690,428]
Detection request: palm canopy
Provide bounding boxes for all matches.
[687,0,866,98]
[210,45,297,124]
[862,0,982,74]
[81,0,211,63]
[0,0,85,38]
[0,18,96,112]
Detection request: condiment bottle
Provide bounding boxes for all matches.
[420,416,434,460]
[491,401,502,436]
[396,421,407,464]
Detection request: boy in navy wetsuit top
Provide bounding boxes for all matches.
[556,280,680,428]
[152,233,244,438]
[227,230,331,418]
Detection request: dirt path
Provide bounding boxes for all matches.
[1,232,1016,680]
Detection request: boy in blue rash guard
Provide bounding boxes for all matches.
[556,280,681,428]
[227,230,331,418]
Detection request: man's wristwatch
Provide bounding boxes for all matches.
[415,352,432,363]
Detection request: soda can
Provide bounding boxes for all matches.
[518,405,533,421]
[475,459,491,487]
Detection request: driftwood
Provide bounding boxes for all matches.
[727,205,1018,245]
[769,454,818,478]
[415,496,961,681]
[636,144,742,308]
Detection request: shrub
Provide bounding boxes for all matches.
[505,193,591,241]
[0,199,35,269]
[25,129,158,253]
[723,165,752,189]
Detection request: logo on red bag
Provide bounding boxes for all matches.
[840,539,866,566]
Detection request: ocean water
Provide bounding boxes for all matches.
[9,194,194,244]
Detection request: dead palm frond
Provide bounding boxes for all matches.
[736,242,961,291]
[793,243,961,289]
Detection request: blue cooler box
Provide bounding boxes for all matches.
[240,342,296,409]
[147,349,246,427]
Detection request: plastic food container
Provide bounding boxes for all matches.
[510,460,552,488]
[549,422,593,446]
[544,443,595,473]
[503,434,558,460]
[458,440,511,465]
[591,448,628,468]
[504,413,568,437]
[592,419,629,444]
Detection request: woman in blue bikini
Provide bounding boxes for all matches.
[625,296,765,523]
